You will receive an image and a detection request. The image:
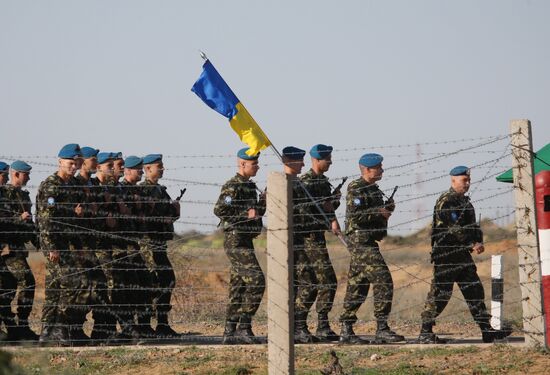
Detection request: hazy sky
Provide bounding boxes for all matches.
[1,0,548,234]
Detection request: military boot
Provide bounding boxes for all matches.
[338,322,369,344]
[222,319,239,345]
[155,313,180,339]
[16,320,39,341]
[479,320,512,343]
[235,316,260,344]
[40,324,70,347]
[374,320,405,343]
[294,313,318,344]
[416,321,449,344]
[137,315,156,340]
[315,313,339,342]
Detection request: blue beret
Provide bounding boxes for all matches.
[97,152,115,164]
[309,144,333,159]
[112,152,123,160]
[359,153,383,167]
[10,160,32,173]
[0,162,8,172]
[143,154,163,165]
[81,147,99,159]
[450,165,470,176]
[282,146,306,160]
[58,143,82,159]
[237,148,259,161]
[124,156,143,169]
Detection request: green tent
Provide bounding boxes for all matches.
[496,143,550,183]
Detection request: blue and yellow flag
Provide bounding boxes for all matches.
[191,60,272,156]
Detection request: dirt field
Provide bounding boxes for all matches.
[6,221,546,374]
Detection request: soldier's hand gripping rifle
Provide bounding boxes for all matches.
[331,177,348,197]
[384,185,398,212]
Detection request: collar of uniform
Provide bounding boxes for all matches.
[143,178,158,186]
[235,173,252,183]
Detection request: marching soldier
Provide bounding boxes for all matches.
[0,161,39,341]
[37,144,88,345]
[282,146,319,343]
[140,154,180,338]
[417,166,512,343]
[119,155,155,339]
[300,144,341,341]
[0,161,19,341]
[214,148,265,345]
[339,153,404,344]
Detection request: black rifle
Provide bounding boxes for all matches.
[175,188,187,201]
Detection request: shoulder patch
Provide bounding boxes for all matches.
[47,197,55,206]
[224,196,232,204]
[450,211,458,222]
[353,198,362,206]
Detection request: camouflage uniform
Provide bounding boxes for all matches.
[214,173,265,324]
[421,188,489,326]
[291,178,317,318]
[339,178,393,325]
[0,185,38,335]
[300,169,339,318]
[119,179,154,337]
[291,177,318,341]
[36,173,91,341]
[139,178,179,331]
[0,186,18,337]
[73,175,112,341]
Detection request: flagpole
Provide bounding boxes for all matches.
[196,51,347,247]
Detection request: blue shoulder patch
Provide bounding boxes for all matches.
[450,211,458,222]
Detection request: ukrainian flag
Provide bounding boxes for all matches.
[191,60,272,156]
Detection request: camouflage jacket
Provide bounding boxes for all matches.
[118,179,145,242]
[431,188,483,249]
[36,173,81,250]
[299,169,340,231]
[291,176,311,242]
[139,179,179,241]
[73,174,102,239]
[214,173,265,237]
[0,184,38,247]
[344,178,388,240]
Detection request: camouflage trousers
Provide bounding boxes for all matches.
[224,232,265,321]
[421,251,490,326]
[0,252,17,328]
[2,248,35,322]
[340,232,393,324]
[140,238,175,321]
[42,242,96,330]
[294,237,317,317]
[304,231,337,315]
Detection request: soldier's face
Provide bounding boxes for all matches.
[241,159,259,178]
[113,159,124,179]
[313,156,332,173]
[125,168,143,183]
[0,173,8,185]
[58,159,77,177]
[83,157,98,173]
[451,175,470,194]
[97,161,114,178]
[146,162,164,180]
[11,171,30,187]
[75,157,83,170]
[361,164,384,182]
[284,157,304,175]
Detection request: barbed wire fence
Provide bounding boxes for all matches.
[0,124,545,371]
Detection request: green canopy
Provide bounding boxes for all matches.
[496,143,550,183]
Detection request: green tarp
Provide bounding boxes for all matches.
[496,143,550,183]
